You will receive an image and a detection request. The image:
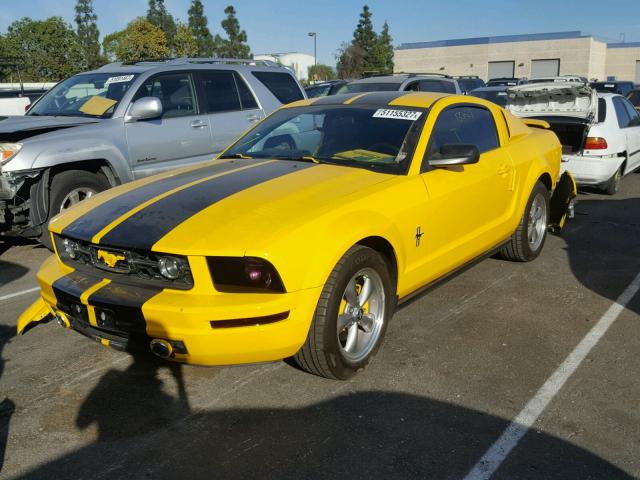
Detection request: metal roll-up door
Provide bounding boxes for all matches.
[488,61,515,79]
[531,59,560,78]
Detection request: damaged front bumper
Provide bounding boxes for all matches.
[549,171,577,233]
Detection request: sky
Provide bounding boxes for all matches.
[1,0,639,66]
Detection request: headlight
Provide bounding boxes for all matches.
[158,256,187,280]
[207,257,286,293]
[63,238,80,260]
[0,143,22,165]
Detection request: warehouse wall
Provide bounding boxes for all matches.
[605,45,640,82]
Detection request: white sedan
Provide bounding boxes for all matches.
[507,83,640,194]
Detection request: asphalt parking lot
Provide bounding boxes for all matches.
[0,175,638,479]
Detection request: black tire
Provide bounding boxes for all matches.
[39,169,111,249]
[499,181,550,262]
[294,245,393,380]
[603,166,622,195]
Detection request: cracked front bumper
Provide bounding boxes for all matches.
[19,255,322,366]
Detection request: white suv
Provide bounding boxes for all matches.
[507,83,640,194]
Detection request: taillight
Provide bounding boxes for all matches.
[584,137,608,149]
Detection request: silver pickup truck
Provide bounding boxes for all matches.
[0,58,305,245]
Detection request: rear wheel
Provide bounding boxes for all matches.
[39,170,110,248]
[603,166,622,195]
[294,245,393,380]
[499,181,549,262]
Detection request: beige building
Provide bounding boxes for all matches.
[394,31,640,82]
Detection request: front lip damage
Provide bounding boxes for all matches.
[17,297,53,335]
[549,171,577,233]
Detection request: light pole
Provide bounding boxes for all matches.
[308,32,317,66]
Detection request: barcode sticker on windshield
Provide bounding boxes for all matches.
[373,109,422,121]
[105,75,135,85]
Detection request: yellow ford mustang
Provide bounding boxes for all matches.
[18,92,576,379]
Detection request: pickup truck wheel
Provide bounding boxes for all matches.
[294,245,392,380]
[603,166,622,195]
[499,181,549,262]
[39,170,110,249]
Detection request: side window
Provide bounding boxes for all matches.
[612,97,632,128]
[427,106,499,159]
[199,70,241,113]
[404,81,420,92]
[597,98,607,123]
[252,71,304,104]
[621,98,640,126]
[234,72,259,109]
[133,72,197,118]
[418,79,457,94]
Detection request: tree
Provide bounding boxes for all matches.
[215,6,251,59]
[188,0,215,57]
[174,22,198,58]
[1,17,84,81]
[102,30,124,62]
[372,21,394,74]
[336,42,366,79]
[114,18,169,63]
[353,5,377,69]
[75,0,103,69]
[308,64,335,82]
[147,0,176,52]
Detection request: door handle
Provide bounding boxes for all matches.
[247,114,262,123]
[497,164,512,175]
[190,120,207,128]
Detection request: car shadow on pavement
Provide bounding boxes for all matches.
[13,358,632,479]
[0,325,16,475]
[0,237,41,257]
[564,197,640,316]
[0,260,29,288]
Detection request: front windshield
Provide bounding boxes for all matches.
[337,82,402,94]
[28,72,139,118]
[222,105,427,174]
[469,89,508,107]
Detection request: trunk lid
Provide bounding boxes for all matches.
[506,83,598,122]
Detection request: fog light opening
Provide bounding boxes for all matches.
[55,312,70,329]
[150,339,173,359]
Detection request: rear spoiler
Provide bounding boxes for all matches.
[523,119,550,129]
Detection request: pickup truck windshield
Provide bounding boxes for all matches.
[28,72,139,118]
[222,104,427,174]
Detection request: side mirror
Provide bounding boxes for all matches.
[428,144,480,167]
[126,97,163,122]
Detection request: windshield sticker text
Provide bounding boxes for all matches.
[373,109,422,121]
[105,75,135,85]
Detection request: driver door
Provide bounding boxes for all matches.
[125,71,214,179]
[417,105,515,280]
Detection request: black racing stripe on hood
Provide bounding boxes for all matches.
[99,160,316,250]
[348,91,409,105]
[62,159,260,242]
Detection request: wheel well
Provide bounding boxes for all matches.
[618,152,628,174]
[538,172,552,191]
[356,236,399,288]
[49,159,120,186]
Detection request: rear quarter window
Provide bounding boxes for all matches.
[598,98,607,123]
[252,71,304,105]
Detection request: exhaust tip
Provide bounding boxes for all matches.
[150,339,173,359]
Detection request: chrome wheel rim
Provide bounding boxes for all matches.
[60,188,96,212]
[527,193,547,251]
[337,267,385,363]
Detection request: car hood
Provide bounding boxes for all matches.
[51,158,393,255]
[0,115,101,141]
[506,83,598,120]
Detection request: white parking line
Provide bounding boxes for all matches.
[464,271,640,480]
[0,286,40,302]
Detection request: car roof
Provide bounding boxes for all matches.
[348,74,455,85]
[283,91,467,109]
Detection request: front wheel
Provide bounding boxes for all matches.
[294,245,393,380]
[499,181,550,262]
[39,169,111,248]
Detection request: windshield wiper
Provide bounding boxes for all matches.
[273,155,321,164]
[218,153,254,159]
